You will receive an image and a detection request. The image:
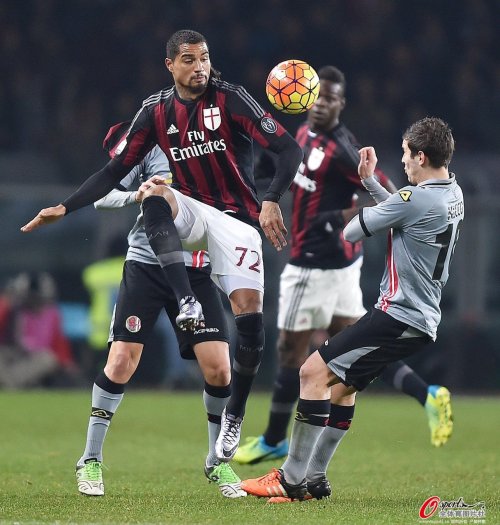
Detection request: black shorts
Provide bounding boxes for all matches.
[111,260,229,359]
[318,307,432,391]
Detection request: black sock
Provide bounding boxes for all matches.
[142,195,194,304]
[263,366,300,446]
[380,360,428,406]
[225,312,264,418]
[328,403,355,430]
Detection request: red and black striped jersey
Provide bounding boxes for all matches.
[289,122,389,269]
[109,78,299,226]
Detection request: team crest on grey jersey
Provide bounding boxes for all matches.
[307,147,325,171]
[203,107,221,130]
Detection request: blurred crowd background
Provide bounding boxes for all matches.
[1,0,499,391]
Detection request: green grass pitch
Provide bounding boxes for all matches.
[0,391,498,524]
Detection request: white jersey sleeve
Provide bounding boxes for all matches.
[94,164,142,209]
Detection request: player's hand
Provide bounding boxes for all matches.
[20,204,66,233]
[358,147,378,180]
[148,175,168,186]
[137,176,168,201]
[260,201,287,251]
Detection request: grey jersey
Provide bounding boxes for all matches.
[95,146,209,268]
[344,174,464,339]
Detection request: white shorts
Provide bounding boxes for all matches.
[170,188,264,296]
[277,258,367,331]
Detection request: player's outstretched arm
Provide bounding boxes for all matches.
[259,201,287,251]
[358,147,378,179]
[21,204,67,232]
[21,158,131,233]
[359,147,392,204]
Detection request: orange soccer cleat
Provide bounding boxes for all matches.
[241,468,307,500]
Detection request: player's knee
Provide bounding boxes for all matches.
[229,290,263,315]
[203,362,231,387]
[104,350,136,384]
[143,184,171,200]
[299,353,328,387]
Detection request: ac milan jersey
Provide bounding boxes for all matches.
[355,175,464,339]
[289,122,389,269]
[109,78,295,226]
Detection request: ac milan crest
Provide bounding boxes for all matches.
[203,107,221,130]
[307,147,325,171]
[125,316,141,333]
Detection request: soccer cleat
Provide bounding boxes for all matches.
[307,476,332,499]
[267,476,332,503]
[215,408,243,462]
[175,296,205,331]
[76,458,104,496]
[241,468,307,500]
[233,435,289,465]
[425,385,453,447]
[204,462,247,498]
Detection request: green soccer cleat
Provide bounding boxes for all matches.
[204,462,247,498]
[76,458,104,496]
[425,385,453,447]
[233,435,289,465]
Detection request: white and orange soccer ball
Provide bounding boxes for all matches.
[265,59,320,114]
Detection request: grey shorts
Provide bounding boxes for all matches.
[318,307,432,391]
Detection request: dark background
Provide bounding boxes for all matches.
[1,0,499,390]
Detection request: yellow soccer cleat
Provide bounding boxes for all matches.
[233,435,289,465]
[425,385,453,447]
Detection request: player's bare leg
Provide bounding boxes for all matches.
[215,288,264,462]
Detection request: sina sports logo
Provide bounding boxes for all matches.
[125,316,141,333]
[419,496,486,520]
[260,117,278,134]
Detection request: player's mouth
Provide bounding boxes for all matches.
[309,110,327,124]
[192,75,207,83]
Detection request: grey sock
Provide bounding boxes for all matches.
[203,389,230,467]
[282,420,325,485]
[78,384,124,465]
[306,426,347,481]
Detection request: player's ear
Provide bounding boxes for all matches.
[165,58,173,73]
[340,96,346,110]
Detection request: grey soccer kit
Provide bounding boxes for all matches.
[319,174,464,390]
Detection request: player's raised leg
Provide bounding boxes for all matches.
[141,185,204,331]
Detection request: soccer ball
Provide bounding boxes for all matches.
[265,59,320,114]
